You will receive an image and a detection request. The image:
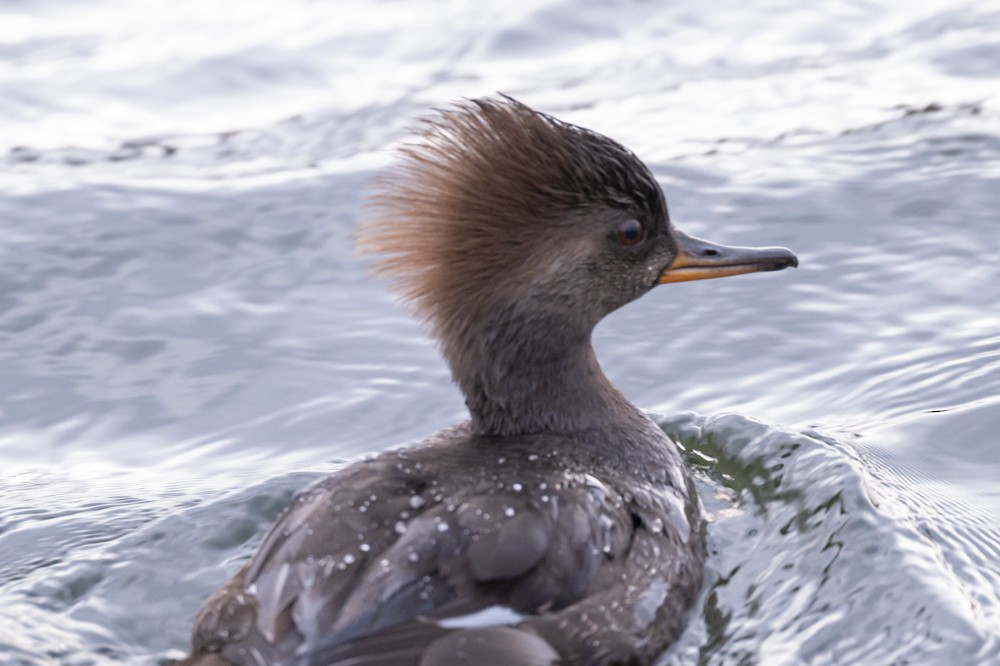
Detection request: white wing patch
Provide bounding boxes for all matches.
[437,605,526,629]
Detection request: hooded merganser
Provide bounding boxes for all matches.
[181,96,797,666]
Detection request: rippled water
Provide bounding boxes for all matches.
[2,1,999,663]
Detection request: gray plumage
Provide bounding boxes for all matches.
[180,96,796,665]
[187,427,703,665]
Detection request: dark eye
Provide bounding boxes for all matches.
[615,218,645,247]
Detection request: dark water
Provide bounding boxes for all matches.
[1,1,999,663]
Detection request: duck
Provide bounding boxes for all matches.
[180,95,797,666]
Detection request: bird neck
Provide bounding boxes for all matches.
[440,309,643,438]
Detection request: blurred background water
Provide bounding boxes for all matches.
[1,0,999,663]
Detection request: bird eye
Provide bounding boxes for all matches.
[615,219,645,247]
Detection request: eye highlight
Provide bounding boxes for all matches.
[615,218,645,247]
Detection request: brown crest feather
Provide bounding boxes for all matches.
[358,95,665,338]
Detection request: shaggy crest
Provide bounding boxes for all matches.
[358,95,666,335]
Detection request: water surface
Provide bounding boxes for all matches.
[1,1,999,663]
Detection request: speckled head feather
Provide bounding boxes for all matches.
[358,95,668,336]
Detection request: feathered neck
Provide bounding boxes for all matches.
[358,96,663,437]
